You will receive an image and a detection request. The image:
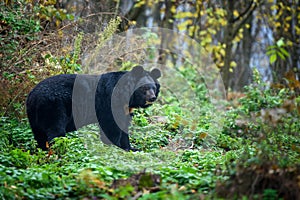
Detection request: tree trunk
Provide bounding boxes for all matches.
[221,1,234,91]
[231,14,253,91]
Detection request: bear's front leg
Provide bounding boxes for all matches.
[120,131,139,151]
[98,111,133,151]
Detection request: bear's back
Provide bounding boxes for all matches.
[29,74,76,96]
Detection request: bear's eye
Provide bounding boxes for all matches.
[139,85,156,93]
[141,86,149,92]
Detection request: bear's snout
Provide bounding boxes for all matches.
[146,89,157,102]
[149,96,156,102]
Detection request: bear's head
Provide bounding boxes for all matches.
[129,66,161,108]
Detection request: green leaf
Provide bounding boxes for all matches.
[276,38,285,47]
[279,47,290,57]
[277,50,285,60]
[44,54,51,59]
[266,49,276,56]
[270,54,277,64]
[266,45,276,51]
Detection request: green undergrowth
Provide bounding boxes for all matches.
[1,70,300,199]
[0,118,233,199]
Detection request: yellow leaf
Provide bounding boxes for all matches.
[188,26,195,36]
[134,0,146,8]
[174,12,195,18]
[219,18,227,26]
[285,16,292,21]
[177,19,193,31]
[171,5,176,14]
[199,30,207,36]
[199,132,208,139]
[129,20,136,25]
[233,10,239,17]
[271,5,278,10]
[296,27,300,35]
[220,48,225,57]
[233,34,242,42]
[215,8,226,17]
[58,30,63,38]
[230,61,237,68]
[275,22,281,28]
[214,53,221,60]
[203,36,212,44]
[208,28,217,35]
[245,24,250,29]
[55,20,61,27]
[285,23,290,29]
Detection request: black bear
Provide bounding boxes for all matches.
[26,66,161,151]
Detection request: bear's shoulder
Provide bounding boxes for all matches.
[28,74,77,100]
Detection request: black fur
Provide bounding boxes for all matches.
[26,66,161,151]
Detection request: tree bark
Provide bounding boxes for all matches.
[221,0,234,91]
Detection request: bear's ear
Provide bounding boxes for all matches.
[131,65,144,77]
[150,68,161,79]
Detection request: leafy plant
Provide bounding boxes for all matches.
[44,32,83,74]
[267,38,290,64]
